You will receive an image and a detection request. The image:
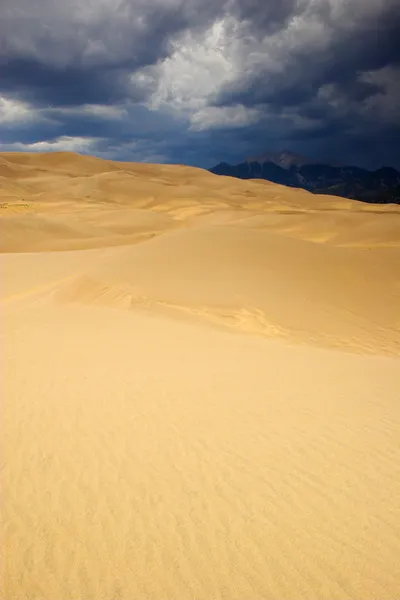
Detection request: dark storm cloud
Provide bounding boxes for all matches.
[205,0,400,168]
[215,2,400,110]
[0,59,138,107]
[0,0,306,108]
[0,0,227,107]
[0,119,59,145]
[1,0,399,169]
[51,104,187,143]
[231,0,301,34]
[177,117,400,171]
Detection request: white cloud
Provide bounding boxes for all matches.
[130,8,337,131]
[0,96,41,124]
[82,104,127,119]
[130,17,269,131]
[48,104,128,120]
[190,105,262,130]
[1,136,98,153]
[132,18,239,114]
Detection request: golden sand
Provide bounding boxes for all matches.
[1,152,400,599]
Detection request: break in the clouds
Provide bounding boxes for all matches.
[1,0,399,168]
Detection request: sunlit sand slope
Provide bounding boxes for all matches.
[1,152,400,600]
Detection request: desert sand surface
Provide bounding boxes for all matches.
[1,152,400,599]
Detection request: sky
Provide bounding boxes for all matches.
[1,0,399,170]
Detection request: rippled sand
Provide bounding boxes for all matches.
[2,152,400,599]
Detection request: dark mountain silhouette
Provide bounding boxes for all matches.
[245,150,317,169]
[209,151,400,204]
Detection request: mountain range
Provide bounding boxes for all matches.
[209,151,400,204]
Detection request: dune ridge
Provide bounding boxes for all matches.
[1,152,400,600]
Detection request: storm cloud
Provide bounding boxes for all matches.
[1,0,399,168]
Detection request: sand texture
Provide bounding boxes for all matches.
[1,152,400,599]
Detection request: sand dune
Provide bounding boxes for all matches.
[1,152,400,600]
[56,226,400,354]
[0,209,176,252]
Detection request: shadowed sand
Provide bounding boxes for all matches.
[1,152,400,599]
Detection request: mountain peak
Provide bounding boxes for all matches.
[209,154,400,204]
[245,150,314,170]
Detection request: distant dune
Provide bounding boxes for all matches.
[2,152,400,600]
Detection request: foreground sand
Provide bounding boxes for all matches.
[1,152,400,599]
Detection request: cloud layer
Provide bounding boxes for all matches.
[1,0,399,168]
